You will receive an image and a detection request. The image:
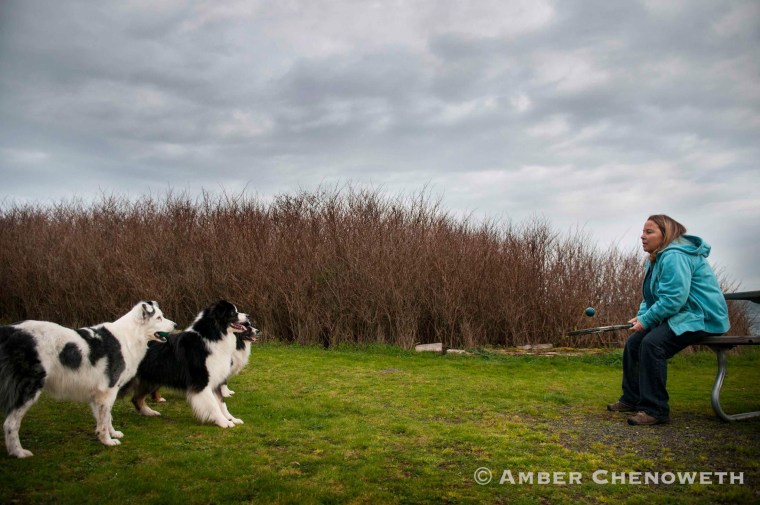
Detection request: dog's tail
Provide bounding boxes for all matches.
[0,327,47,415]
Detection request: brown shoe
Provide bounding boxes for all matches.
[607,401,636,412]
[627,411,670,426]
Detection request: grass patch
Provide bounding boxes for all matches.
[1,345,758,504]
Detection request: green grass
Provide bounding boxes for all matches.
[1,345,758,504]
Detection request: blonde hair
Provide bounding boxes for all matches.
[647,214,687,261]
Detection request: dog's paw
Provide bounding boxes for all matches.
[157,397,167,403]
[215,419,236,428]
[230,417,244,425]
[101,438,121,447]
[111,430,124,439]
[140,407,162,417]
[11,449,34,458]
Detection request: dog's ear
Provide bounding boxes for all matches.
[141,301,156,320]
[213,300,233,316]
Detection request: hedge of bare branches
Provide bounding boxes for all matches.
[0,187,750,348]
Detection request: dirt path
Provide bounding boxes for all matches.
[549,408,760,492]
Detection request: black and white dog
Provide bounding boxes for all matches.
[128,300,250,428]
[0,301,176,458]
[221,319,259,397]
[150,319,259,401]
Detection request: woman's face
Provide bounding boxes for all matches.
[641,219,664,254]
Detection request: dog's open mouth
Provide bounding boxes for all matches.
[236,320,258,341]
[153,332,169,342]
[230,322,246,333]
[242,329,258,342]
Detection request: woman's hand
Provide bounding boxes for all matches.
[628,317,645,333]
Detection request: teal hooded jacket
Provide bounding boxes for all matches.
[636,234,730,335]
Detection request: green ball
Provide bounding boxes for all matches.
[584,307,596,317]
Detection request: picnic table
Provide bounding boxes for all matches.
[698,291,759,422]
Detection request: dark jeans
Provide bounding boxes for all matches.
[620,322,719,419]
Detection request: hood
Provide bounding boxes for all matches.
[660,234,711,258]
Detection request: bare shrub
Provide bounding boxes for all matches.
[0,187,751,347]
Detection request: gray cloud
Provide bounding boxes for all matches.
[1,0,758,286]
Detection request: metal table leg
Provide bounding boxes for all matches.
[709,345,760,422]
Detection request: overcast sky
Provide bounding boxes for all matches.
[1,0,759,288]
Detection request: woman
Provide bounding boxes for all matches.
[607,215,730,425]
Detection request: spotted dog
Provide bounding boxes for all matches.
[0,302,176,458]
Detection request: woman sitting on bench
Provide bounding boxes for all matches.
[607,214,730,426]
